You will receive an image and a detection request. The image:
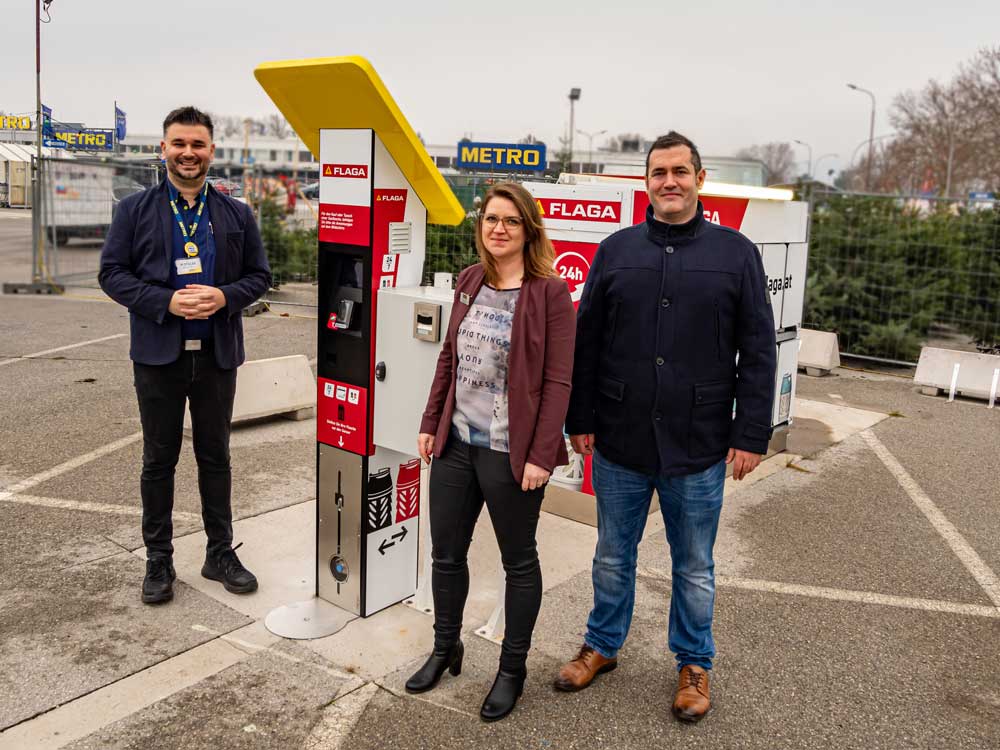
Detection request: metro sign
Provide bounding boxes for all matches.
[323,163,369,178]
[537,197,621,223]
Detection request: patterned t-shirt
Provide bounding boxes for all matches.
[451,284,520,452]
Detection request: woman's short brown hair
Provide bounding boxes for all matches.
[474,182,557,287]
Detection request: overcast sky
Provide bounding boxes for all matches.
[6,0,997,177]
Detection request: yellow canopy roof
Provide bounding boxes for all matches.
[254,56,464,226]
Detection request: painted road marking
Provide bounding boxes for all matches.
[0,431,143,500]
[0,493,200,524]
[303,683,380,750]
[861,429,1000,609]
[0,638,247,750]
[0,333,126,367]
[637,567,1000,620]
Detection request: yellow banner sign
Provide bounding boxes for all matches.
[1,115,33,130]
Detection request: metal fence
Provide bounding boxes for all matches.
[804,189,1000,364]
[32,156,162,287]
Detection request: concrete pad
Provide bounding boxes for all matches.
[0,553,250,730]
[166,501,316,621]
[792,397,888,444]
[64,640,355,750]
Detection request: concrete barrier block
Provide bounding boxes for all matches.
[185,354,316,432]
[914,347,1000,402]
[798,328,840,376]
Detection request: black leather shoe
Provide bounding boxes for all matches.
[405,641,464,694]
[201,542,258,594]
[480,669,526,722]
[142,558,176,604]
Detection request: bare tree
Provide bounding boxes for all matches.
[735,142,796,184]
[881,45,1000,195]
[265,114,291,139]
[603,133,644,152]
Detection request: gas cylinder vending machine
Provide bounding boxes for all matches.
[525,177,808,515]
[314,127,433,616]
[254,57,465,634]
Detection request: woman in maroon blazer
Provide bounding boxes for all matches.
[408,182,575,721]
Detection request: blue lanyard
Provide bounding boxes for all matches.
[168,184,208,257]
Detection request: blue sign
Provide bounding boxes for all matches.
[969,191,995,201]
[42,137,67,149]
[51,128,114,151]
[41,104,53,136]
[456,142,547,172]
[115,107,127,141]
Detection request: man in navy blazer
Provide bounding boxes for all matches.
[555,132,777,722]
[99,106,271,604]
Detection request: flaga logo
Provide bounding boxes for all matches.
[377,194,404,202]
[536,198,620,223]
[322,163,369,178]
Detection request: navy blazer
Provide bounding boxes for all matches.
[98,180,271,369]
[566,204,776,477]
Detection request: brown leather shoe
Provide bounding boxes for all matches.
[553,644,617,692]
[672,664,711,722]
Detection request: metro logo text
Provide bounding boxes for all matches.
[536,198,621,223]
[322,163,369,179]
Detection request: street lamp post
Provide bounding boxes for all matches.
[577,128,606,171]
[847,83,876,191]
[793,139,813,179]
[568,88,581,171]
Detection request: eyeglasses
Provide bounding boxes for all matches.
[482,214,524,230]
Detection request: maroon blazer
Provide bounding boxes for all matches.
[419,264,576,483]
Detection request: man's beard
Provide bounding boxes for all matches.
[167,157,209,185]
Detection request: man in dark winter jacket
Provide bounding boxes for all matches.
[553,131,776,723]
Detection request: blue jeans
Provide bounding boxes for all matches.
[585,450,725,671]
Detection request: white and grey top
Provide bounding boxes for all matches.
[451,284,520,452]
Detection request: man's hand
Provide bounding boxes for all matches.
[522,462,550,492]
[417,433,435,464]
[570,433,595,456]
[168,288,203,319]
[179,284,227,319]
[727,448,762,480]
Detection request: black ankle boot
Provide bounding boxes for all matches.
[405,641,464,694]
[480,668,526,722]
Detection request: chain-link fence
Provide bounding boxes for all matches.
[804,189,1000,364]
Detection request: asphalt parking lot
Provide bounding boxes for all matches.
[1,210,998,749]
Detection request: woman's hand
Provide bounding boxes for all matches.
[522,462,550,492]
[417,433,435,464]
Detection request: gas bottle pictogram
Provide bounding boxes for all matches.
[366,467,393,533]
[395,458,420,522]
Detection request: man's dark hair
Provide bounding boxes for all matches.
[645,131,701,175]
[162,106,214,138]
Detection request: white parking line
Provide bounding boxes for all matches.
[861,429,1000,609]
[304,683,380,750]
[637,567,1000,620]
[0,333,126,367]
[0,493,200,524]
[0,431,142,500]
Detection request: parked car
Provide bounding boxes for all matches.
[207,177,243,198]
[299,181,320,200]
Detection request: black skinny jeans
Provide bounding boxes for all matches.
[133,349,237,561]
[429,438,545,674]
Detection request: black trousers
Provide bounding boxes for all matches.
[133,349,237,561]
[429,439,545,674]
